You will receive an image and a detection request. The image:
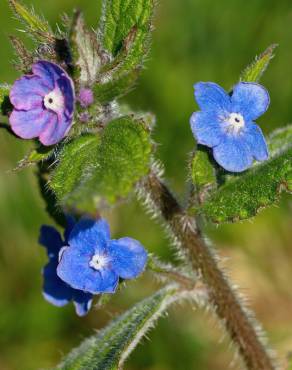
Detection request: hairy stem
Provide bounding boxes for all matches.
[139,168,277,370]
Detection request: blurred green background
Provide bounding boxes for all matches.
[0,0,292,369]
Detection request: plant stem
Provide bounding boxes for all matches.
[139,169,277,370]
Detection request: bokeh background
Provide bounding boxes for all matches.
[0,0,292,369]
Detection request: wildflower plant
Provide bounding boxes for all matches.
[0,1,291,370]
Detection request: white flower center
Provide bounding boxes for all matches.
[89,253,109,270]
[43,88,64,113]
[224,113,245,136]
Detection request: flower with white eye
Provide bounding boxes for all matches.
[190,81,270,172]
[9,60,75,146]
[57,218,148,295]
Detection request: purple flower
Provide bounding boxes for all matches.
[190,82,270,172]
[78,88,94,108]
[57,218,148,294]
[39,218,93,317]
[10,60,75,146]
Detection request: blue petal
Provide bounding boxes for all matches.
[10,75,49,110]
[244,122,269,161]
[10,108,52,140]
[190,111,226,147]
[194,82,231,113]
[57,246,119,294]
[68,218,110,255]
[72,291,93,317]
[42,259,72,307]
[39,225,63,258]
[57,75,75,118]
[213,136,253,172]
[231,82,270,121]
[38,111,70,146]
[32,61,66,89]
[57,246,95,290]
[109,238,148,279]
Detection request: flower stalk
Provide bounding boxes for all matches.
[139,168,277,370]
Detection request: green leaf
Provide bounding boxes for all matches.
[240,44,277,83]
[9,0,53,42]
[56,286,180,370]
[199,126,292,223]
[50,116,152,211]
[70,11,102,85]
[96,0,155,103]
[99,0,154,56]
[0,84,11,116]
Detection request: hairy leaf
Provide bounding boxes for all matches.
[199,125,292,223]
[50,116,152,210]
[97,0,155,103]
[50,134,100,211]
[70,11,102,85]
[56,286,180,370]
[9,0,53,42]
[240,44,277,83]
[99,0,154,56]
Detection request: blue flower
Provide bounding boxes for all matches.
[39,218,93,317]
[190,82,270,172]
[57,218,148,294]
[10,60,75,146]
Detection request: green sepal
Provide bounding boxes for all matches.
[50,116,152,211]
[240,44,277,83]
[9,35,34,73]
[55,286,179,370]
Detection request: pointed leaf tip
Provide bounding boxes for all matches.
[240,44,278,83]
[9,0,52,41]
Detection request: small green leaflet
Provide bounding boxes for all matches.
[240,44,277,83]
